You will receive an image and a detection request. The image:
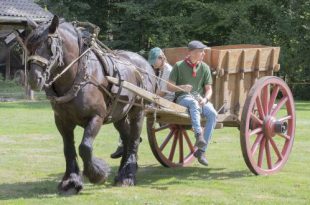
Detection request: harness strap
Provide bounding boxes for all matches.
[27,55,49,66]
[46,23,141,123]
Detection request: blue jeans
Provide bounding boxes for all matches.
[177,94,217,151]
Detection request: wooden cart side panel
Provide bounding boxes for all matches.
[163,45,280,73]
[163,45,281,123]
[214,71,270,121]
[211,44,268,49]
[211,47,280,74]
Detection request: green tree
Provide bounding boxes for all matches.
[36,0,310,99]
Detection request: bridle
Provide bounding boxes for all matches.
[27,31,64,88]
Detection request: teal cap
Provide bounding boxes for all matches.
[148,47,162,65]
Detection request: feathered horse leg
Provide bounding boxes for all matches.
[114,106,143,186]
[79,115,110,184]
[55,115,83,195]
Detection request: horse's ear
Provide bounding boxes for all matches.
[49,15,59,34]
[26,17,38,29]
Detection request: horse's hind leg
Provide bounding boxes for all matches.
[79,115,110,184]
[114,107,144,186]
[55,116,83,195]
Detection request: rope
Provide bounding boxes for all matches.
[105,53,189,94]
[45,47,92,87]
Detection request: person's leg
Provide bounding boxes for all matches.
[177,95,202,135]
[201,102,217,151]
[177,95,207,150]
[194,102,217,166]
[110,137,124,159]
[111,136,142,159]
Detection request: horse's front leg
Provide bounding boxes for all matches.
[79,115,110,184]
[114,107,144,186]
[55,115,83,195]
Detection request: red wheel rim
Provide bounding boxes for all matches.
[147,117,196,167]
[241,76,295,175]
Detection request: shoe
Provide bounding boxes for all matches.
[194,133,207,150]
[194,149,208,166]
[110,146,124,159]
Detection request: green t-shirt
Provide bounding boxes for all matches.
[169,60,212,98]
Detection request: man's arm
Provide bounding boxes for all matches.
[199,84,212,105]
[167,80,192,93]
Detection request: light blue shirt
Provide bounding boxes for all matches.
[157,63,175,101]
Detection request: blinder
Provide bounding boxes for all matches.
[27,31,64,87]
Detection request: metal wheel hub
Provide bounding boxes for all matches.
[263,116,276,139]
[263,116,288,139]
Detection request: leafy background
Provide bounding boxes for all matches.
[35,0,310,99]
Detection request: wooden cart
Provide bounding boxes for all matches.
[108,44,295,175]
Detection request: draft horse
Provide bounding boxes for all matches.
[25,15,155,194]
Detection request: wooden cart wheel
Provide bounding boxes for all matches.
[241,76,295,175]
[147,117,196,167]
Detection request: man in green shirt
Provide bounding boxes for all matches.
[168,40,217,166]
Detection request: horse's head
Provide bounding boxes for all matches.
[25,15,64,91]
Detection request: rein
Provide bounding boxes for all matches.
[45,46,92,87]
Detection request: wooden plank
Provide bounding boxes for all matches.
[210,45,280,74]
[106,76,187,113]
[145,108,237,128]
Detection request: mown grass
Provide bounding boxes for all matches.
[0,100,309,205]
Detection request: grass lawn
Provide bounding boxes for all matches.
[0,100,309,205]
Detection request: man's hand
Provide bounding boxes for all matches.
[199,97,208,105]
[156,90,165,97]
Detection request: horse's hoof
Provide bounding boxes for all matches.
[83,157,110,184]
[114,175,136,187]
[58,173,83,195]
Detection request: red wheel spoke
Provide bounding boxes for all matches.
[159,130,175,151]
[265,139,273,169]
[268,85,280,112]
[277,132,290,140]
[250,127,263,136]
[262,85,269,115]
[269,138,283,160]
[183,130,195,152]
[258,138,266,167]
[251,113,263,125]
[179,131,184,163]
[256,96,265,119]
[251,134,263,155]
[168,131,178,161]
[278,115,292,122]
[240,77,295,175]
[271,96,288,116]
[147,118,196,167]
[154,124,170,132]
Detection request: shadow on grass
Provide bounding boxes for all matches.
[0,163,253,200]
[135,164,253,186]
[0,179,58,200]
[0,173,99,201]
